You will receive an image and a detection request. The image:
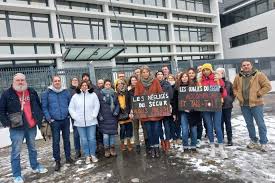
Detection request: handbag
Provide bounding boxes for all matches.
[118,110,130,121]
[9,91,25,128]
[40,120,52,141]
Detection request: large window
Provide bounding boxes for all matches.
[120,45,170,54]
[176,45,214,52]
[0,43,55,54]
[58,16,105,40]
[117,0,166,7]
[171,0,210,13]
[3,0,48,6]
[221,0,271,27]
[230,27,268,48]
[111,21,169,41]
[173,14,211,23]
[0,11,8,37]
[56,0,102,11]
[174,26,213,42]
[112,7,167,19]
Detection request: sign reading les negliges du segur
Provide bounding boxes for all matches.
[178,86,222,112]
[132,92,171,119]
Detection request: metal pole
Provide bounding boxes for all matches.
[88,61,97,85]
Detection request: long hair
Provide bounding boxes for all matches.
[175,72,190,89]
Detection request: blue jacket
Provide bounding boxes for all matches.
[0,87,44,129]
[41,87,71,121]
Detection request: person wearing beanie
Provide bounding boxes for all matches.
[198,63,228,159]
[216,68,234,146]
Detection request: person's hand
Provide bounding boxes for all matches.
[173,115,176,121]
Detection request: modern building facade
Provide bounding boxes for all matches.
[220,0,275,59]
[0,0,224,69]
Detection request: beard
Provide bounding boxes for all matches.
[13,83,28,92]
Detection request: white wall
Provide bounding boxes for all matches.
[222,9,275,59]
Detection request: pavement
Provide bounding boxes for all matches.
[0,94,274,183]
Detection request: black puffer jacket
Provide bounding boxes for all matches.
[222,78,235,109]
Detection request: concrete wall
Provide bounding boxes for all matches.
[221,9,275,59]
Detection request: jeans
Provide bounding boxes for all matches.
[159,117,171,140]
[203,111,223,144]
[144,121,161,147]
[120,123,133,140]
[170,117,181,140]
[73,125,81,153]
[133,119,147,145]
[10,127,40,177]
[103,134,115,148]
[51,118,71,161]
[221,108,233,142]
[241,105,268,144]
[77,125,97,157]
[180,113,197,148]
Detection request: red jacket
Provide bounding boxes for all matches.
[199,73,227,98]
[134,78,163,122]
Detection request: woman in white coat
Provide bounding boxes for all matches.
[69,81,100,164]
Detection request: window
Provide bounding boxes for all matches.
[230,27,268,48]
[148,25,159,41]
[13,44,35,54]
[73,18,91,39]
[33,14,51,38]
[123,23,136,41]
[0,12,8,37]
[9,12,32,37]
[256,0,268,14]
[135,24,148,41]
[36,44,54,54]
[5,0,29,5]
[59,16,74,39]
[0,44,11,54]
[173,0,210,12]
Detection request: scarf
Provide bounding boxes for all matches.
[101,88,115,112]
[48,85,64,93]
[141,75,154,88]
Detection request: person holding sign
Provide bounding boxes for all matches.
[197,63,228,159]
[134,66,163,158]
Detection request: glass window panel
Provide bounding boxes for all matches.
[146,0,156,6]
[156,0,164,7]
[150,46,161,53]
[180,31,189,41]
[125,46,137,53]
[56,0,70,9]
[182,46,191,52]
[92,25,104,40]
[34,22,50,38]
[31,0,47,6]
[176,46,182,52]
[128,58,138,62]
[161,46,169,52]
[89,48,110,60]
[195,2,204,12]
[191,46,199,52]
[60,23,74,39]
[74,24,91,39]
[112,26,122,40]
[0,20,8,37]
[138,46,149,53]
[120,8,133,16]
[65,48,83,60]
[6,0,28,5]
[122,23,135,41]
[257,0,268,14]
[171,0,176,8]
[89,4,102,12]
[188,16,197,22]
[151,57,161,61]
[133,0,143,4]
[76,48,98,60]
[36,45,53,54]
[134,10,146,17]
[100,48,124,60]
[177,0,186,9]
[9,12,30,20]
[186,1,195,11]
[71,2,89,11]
[10,20,32,37]
[136,28,147,41]
[146,12,158,18]
[148,29,159,41]
[139,57,150,62]
[0,44,11,54]
[13,45,35,54]
[174,30,180,41]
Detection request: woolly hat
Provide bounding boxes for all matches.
[201,63,213,72]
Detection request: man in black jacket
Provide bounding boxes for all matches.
[0,73,47,183]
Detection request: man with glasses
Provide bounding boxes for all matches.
[233,60,271,152]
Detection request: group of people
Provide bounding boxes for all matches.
[0,59,272,183]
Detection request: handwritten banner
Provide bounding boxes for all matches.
[178,86,222,112]
[132,92,171,119]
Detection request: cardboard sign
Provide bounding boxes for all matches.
[178,86,222,112]
[132,92,171,119]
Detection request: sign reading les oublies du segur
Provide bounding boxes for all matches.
[178,85,222,112]
[132,92,171,119]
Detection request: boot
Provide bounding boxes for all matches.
[54,160,61,171]
[160,140,166,151]
[110,146,117,156]
[127,138,133,151]
[219,144,228,159]
[145,139,150,154]
[75,151,81,159]
[104,148,111,158]
[136,145,141,154]
[210,144,216,158]
[155,147,160,158]
[65,157,74,164]
[165,140,170,153]
[151,147,156,158]
[120,141,126,151]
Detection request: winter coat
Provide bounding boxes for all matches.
[233,70,271,107]
[222,78,235,109]
[117,91,132,125]
[98,90,120,135]
[41,87,71,121]
[160,80,173,100]
[198,73,227,99]
[69,89,100,127]
[0,87,44,129]
[68,86,77,97]
[134,78,163,122]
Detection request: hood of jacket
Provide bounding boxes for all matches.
[48,85,65,93]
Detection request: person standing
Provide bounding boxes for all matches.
[41,76,73,171]
[135,66,163,158]
[98,79,120,158]
[69,81,100,164]
[0,73,47,183]
[233,60,271,151]
[198,63,228,159]
[216,68,234,146]
[68,77,81,159]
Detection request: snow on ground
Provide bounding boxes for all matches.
[170,114,275,183]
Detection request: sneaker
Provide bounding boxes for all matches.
[176,139,182,145]
[85,156,91,164]
[227,140,233,146]
[91,155,98,163]
[13,176,24,183]
[260,144,268,152]
[33,165,48,174]
[247,141,260,149]
[196,140,201,148]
